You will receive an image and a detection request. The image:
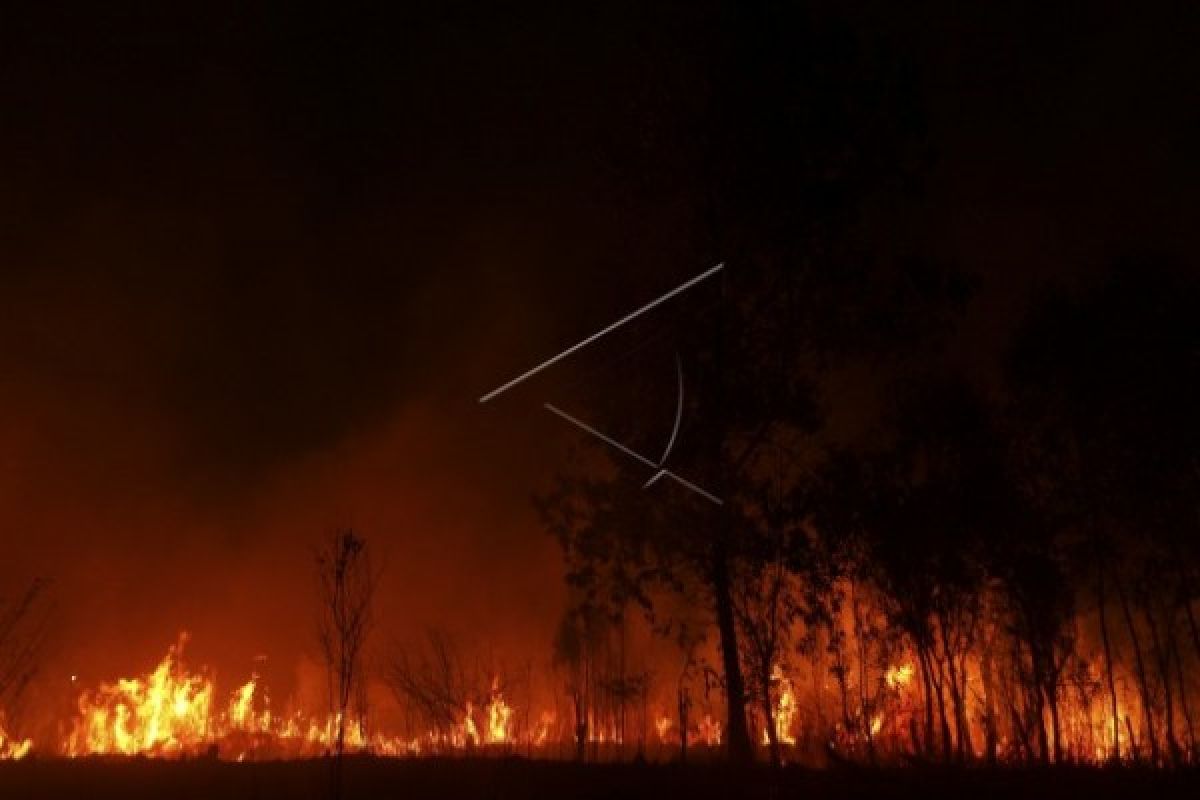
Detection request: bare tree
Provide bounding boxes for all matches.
[387,629,483,744]
[316,529,375,795]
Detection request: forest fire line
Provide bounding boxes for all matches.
[1,612,1184,767]
[0,533,1193,768]
[1,525,1195,768]
[50,635,525,761]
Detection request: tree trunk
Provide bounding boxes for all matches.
[1169,631,1196,762]
[712,539,754,764]
[1030,658,1049,764]
[1046,680,1063,764]
[1116,576,1159,764]
[573,689,587,762]
[1169,548,1200,661]
[1020,633,1050,765]
[930,653,953,761]
[762,660,781,767]
[1185,594,1200,662]
[1096,561,1121,761]
[678,687,689,764]
[980,640,999,764]
[852,588,877,764]
[916,645,936,758]
[937,612,972,761]
[1142,601,1182,766]
[832,633,853,734]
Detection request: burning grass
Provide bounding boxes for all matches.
[6,624,1176,767]
[54,634,527,761]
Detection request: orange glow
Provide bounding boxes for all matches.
[533,710,556,746]
[64,634,214,757]
[38,628,1172,764]
[762,665,797,746]
[61,634,411,759]
[485,678,514,744]
[698,714,722,747]
[0,718,32,760]
[884,663,914,690]
[655,713,674,743]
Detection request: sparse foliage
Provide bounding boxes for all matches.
[316,528,375,781]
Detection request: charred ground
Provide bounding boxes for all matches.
[4,760,1200,800]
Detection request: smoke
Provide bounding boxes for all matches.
[0,186,634,733]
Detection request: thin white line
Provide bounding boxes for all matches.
[658,353,684,466]
[643,469,667,488]
[543,403,657,469]
[544,403,723,505]
[479,263,723,403]
[660,472,724,506]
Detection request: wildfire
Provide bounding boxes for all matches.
[41,631,1150,765]
[698,714,722,747]
[50,631,732,761]
[655,714,674,743]
[65,634,214,757]
[484,678,514,744]
[461,701,480,746]
[654,711,725,748]
[228,676,272,733]
[533,710,556,746]
[0,718,31,760]
[61,634,384,760]
[763,665,797,746]
[885,663,914,690]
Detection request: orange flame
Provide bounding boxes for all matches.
[0,717,31,760]
[533,710,556,746]
[655,713,674,743]
[485,678,513,744]
[885,663,914,690]
[698,714,722,747]
[65,634,214,756]
[762,665,797,746]
[62,635,394,759]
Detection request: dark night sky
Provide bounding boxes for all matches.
[1,2,1197,702]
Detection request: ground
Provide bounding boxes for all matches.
[3,759,1200,800]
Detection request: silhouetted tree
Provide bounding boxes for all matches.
[819,372,1010,762]
[1006,262,1200,763]
[387,629,480,744]
[555,0,949,763]
[316,529,375,795]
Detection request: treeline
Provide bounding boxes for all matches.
[537,263,1200,767]
[527,2,1200,768]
